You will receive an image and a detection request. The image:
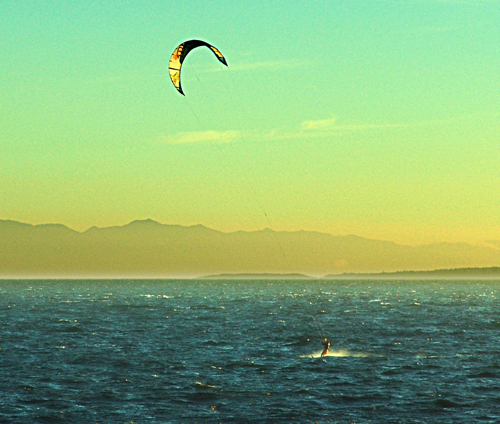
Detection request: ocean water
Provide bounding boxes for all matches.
[1,279,499,423]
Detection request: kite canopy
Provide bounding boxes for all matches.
[168,39,228,95]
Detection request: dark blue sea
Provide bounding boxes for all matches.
[1,279,499,423]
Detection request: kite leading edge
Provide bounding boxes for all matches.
[169,39,228,96]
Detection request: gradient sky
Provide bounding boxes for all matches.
[1,0,499,245]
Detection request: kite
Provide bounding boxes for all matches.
[168,39,228,95]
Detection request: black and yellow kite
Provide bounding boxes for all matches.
[169,40,228,95]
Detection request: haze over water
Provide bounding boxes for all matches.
[1,279,499,423]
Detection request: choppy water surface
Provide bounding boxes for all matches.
[1,279,500,423]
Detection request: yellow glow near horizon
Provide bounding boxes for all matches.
[1,1,499,247]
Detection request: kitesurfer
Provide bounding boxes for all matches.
[321,338,330,357]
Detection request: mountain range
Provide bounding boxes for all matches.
[1,219,500,278]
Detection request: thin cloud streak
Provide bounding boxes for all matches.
[394,0,496,4]
[157,116,463,146]
[229,59,305,72]
[157,130,240,145]
[300,117,338,131]
[435,0,496,3]
[193,59,306,75]
[263,116,459,142]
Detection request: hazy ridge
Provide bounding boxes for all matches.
[325,267,500,280]
[1,219,500,278]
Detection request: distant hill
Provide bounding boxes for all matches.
[200,273,316,280]
[1,219,500,278]
[326,267,500,280]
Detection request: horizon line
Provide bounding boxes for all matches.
[2,266,500,281]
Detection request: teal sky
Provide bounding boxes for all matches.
[1,0,499,245]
